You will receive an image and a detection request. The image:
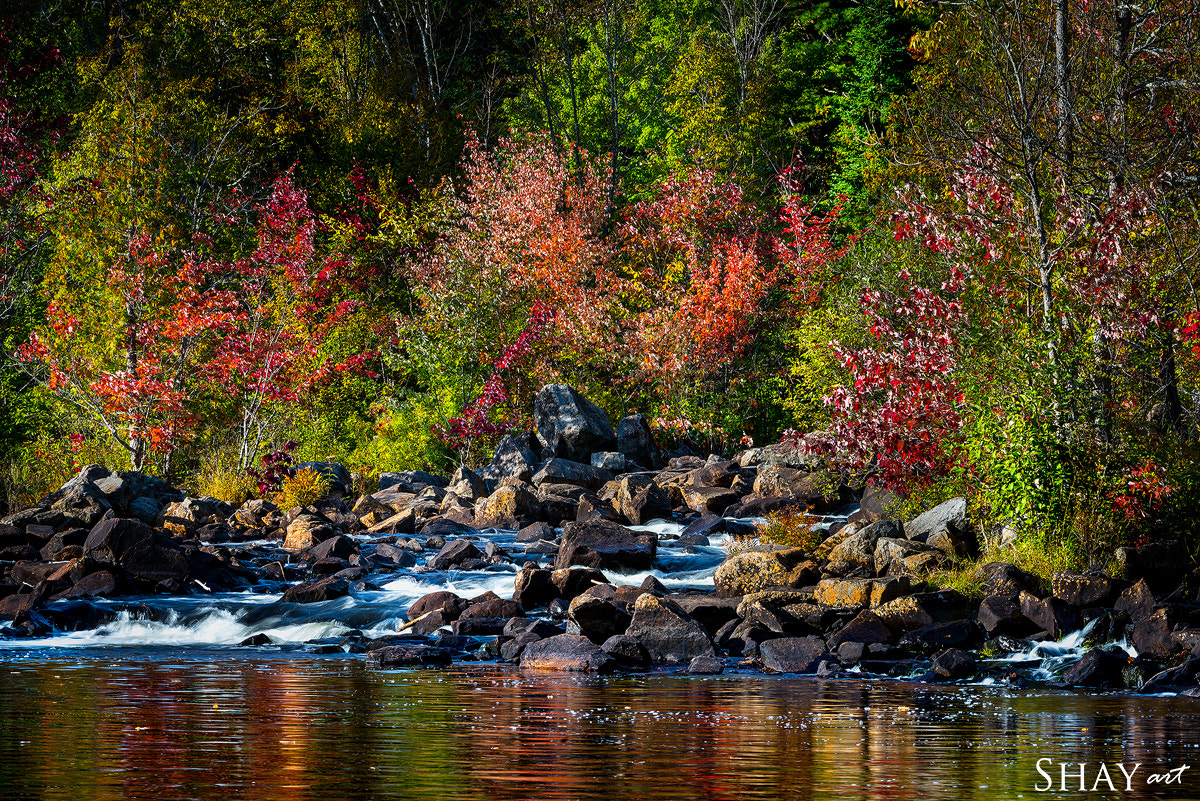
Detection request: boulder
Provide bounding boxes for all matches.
[306,535,360,562]
[426,539,484,571]
[601,634,651,666]
[533,384,617,462]
[713,547,816,597]
[520,634,617,672]
[615,476,673,526]
[905,497,969,543]
[899,619,982,653]
[1114,541,1189,595]
[758,636,828,673]
[474,484,540,528]
[554,520,656,572]
[533,459,614,491]
[378,470,449,493]
[625,594,715,662]
[687,655,725,675]
[1052,572,1117,608]
[568,592,633,642]
[459,598,525,620]
[977,595,1034,636]
[283,516,335,550]
[1132,608,1180,657]
[874,537,943,576]
[478,433,540,482]
[825,519,901,576]
[158,496,235,536]
[590,452,627,472]
[680,486,741,515]
[281,576,350,604]
[1114,579,1156,623]
[931,648,977,680]
[827,610,894,650]
[294,462,354,495]
[233,498,280,529]
[979,562,1041,601]
[848,482,899,524]
[448,467,490,502]
[512,567,557,609]
[615,414,660,469]
[1019,591,1079,638]
[550,567,610,600]
[365,644,454,668]
[83,517,189,584]
[813,577,911,609]
[1062,646,1129,687]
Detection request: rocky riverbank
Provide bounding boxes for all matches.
[2,384,1198,693]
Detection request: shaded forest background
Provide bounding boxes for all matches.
[2,0,1200,565]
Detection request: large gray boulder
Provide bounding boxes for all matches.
[616,414,660,468]
[555,520,657,572]
[478,433,541,481]
[534,384,617,462]
[906,497,969,542]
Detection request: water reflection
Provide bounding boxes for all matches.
[2,656,1200,800]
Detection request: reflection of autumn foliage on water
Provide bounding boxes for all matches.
[4,662,1200,800]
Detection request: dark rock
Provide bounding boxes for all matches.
[407,609,452,635]
[49,570,119,602]
[378,470,449,492]
[451,617,507,636]
[1063,646,1129,687]
[405,591,465,621]
[419,518,478,540]
[366,644,454,667]
[848,482,899,523]
[615,476,673,526]
[680,486,740,515]
[1132,608,1181,658]
[1019,591,1079,638]
[281,576,350,604]
[533,384,617,462]
[601,634,650,666]
[826,520,899,575]
[672,595,741,636]
[980,562,1041,601]
[575,494,621,524]
[758,636,828,673]
[1114,540,1189,595]
[1115,579,1156,622]
[978,595,1037,636]
[1142,657,1200,693]
[568,593,632,642]
[533,459,614,491]
[427,539,484,571]
[616,414,660,469]
[641,574,669,594]
[306,535,360,562]
[83,517,189,583]
[687,655,724,674]
[625,594,714,662]
[900,619,983,653]
[459,598,525,620]
[722,496,804,519]
[555,520,656,572]
[513,567,557,609]
[551,567,610,601]
[931,648,977,680]
[874,536,943,577]
[827,610,894,650]
[371,543,418,568]
[516,522,556,543]
[478,433,540,482]
[1052,572,1116,608]
[521,633,617,672]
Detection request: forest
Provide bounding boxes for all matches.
[1,0,1199,569]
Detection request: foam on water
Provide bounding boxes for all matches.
[989,617,1137,680]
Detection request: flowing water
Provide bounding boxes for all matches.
[3,519,1200,800]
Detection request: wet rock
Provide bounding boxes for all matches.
[1143,657,1200,692]
[427,539,484,571]
[418,518,477,540]
[281,576,350,604]
[931,648,977,680]
[459,598,525,620]
[1019,591,1079,638]
[516,522,556,543]
[848,482,899,524]
[1114,579,1156,622]
[568,592,632,642]
[370,543,418,568]
[900,619,982,653]
[512,567,556,609]
[590,452,627,473]
[550,567,610,601]
[687,655,724,675]
[640,574,669,594]
[905,497,969,543]
[758,636,828,674]
[673,595,741,636]
[448,467,490,502]
[555,520,656,572]
[1062,646,1129,687]
[1114,541,1188,595]
[827,610,894,650]
[504,618,564,639]
[84,517,190,584]
[575,494,621,524]
[366,644,454,668]
[49,570,119,601]
[979,562,1041,601]
[521,634,617,672]
[533,384,617,462]
[1052,572,1117,608]
[625,594,715,663]
[408,609,452,635]
[713,547,816,596]
[306,535,360,562]
[405,591,466,621]
[452,617,507,636]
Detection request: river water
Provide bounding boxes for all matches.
[3,520,1200,799]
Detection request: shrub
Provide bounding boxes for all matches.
[272,467,330,511]
[756,509,824,553]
